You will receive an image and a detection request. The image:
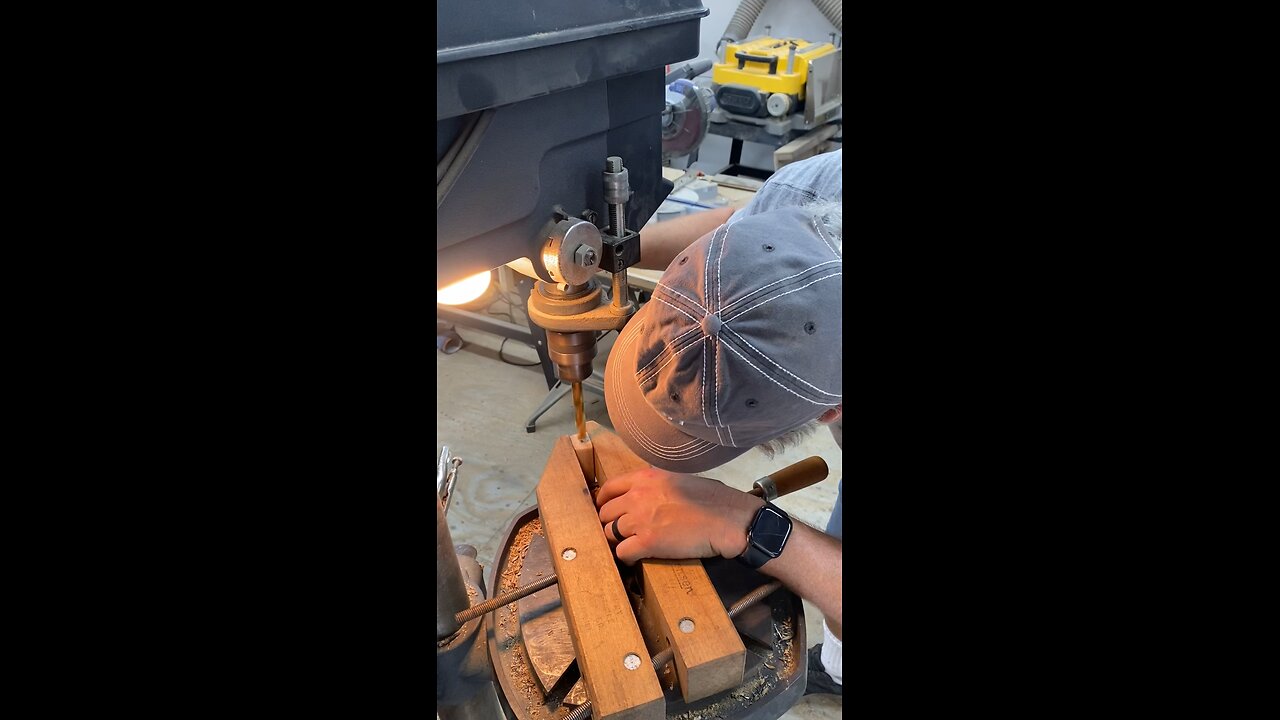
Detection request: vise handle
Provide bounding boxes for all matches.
[750,456,828,501]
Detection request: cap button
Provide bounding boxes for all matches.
[702,312,723,337]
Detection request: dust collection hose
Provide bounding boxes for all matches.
[719,0,842,52]
[809,0,841,32]
[720,0,769,46]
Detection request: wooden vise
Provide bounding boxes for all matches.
[535,421,746,719]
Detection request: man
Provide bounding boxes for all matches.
[598,150,843,695]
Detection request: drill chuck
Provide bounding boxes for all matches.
[547,330,597,384]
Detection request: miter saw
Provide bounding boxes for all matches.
[661,60,715,164]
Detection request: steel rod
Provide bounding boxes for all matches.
[454,573,559,625]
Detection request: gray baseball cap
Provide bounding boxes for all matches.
[605,205,842,473]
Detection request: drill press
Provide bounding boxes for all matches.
[437,3,730,716]
[526,156,642,441]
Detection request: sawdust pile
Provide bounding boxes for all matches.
[494,516,569,719]
[500,517,543,593]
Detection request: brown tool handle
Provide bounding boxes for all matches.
[750,456,828,499]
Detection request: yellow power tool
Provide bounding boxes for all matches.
[712,36,837,119]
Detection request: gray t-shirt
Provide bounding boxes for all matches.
[729,148,842,222]
[729,150,842,449]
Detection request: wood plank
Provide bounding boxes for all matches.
[536,435,664,720]
[571,433,595,485]
[587,421,746,703]
[710,173,764,192]
[637,560,745,702]
[772,125,840,170]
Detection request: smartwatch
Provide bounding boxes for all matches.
[736,501,792,569]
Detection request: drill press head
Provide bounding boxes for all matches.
[527,157,644,387]
[529,219,608,384]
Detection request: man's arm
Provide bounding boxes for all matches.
[638,150,841,271]
[756,520,842,637]
[636,206,734,270]
[595,467,842,631]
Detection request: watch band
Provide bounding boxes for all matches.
[736,501,792,570]
[738,542,776,569]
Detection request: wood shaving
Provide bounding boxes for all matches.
[493,516,567,719]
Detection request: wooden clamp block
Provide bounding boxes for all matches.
[586,422,746,703]
[536,435,663,720]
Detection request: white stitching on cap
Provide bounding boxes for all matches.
[729,272,842,321]
[618,390,716,459]
[618,331,707,452]
[639,335,706,384]
[713,337,724,445]
[624,407,715,457]
[656,282,708,315]
[808,215,839,257]
[713,224,730,446]
[720,260,841,314]
[717,216,728,314]
[614,329,718,458]
[723,326,841,397]
[614,330,696,450]
[614,224,739,461]
[701,335,710,431]
[625,415,716,459]
[635,323,700,377]
[703,224,717,316]
[655,296,700,324]
[720,339,832,406]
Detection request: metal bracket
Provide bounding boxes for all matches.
[600,228,641,274]
[804,49,842,126]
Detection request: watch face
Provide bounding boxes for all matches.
[751,505,792,558]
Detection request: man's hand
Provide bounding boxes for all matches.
[595,467,764,564]
[599,466,844,632]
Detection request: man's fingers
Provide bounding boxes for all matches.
[602,516,627,544]
[597,495,631,524]
[614,533,652,565]
[594,476,633,507]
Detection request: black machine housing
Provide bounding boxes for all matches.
[436,1,709,288]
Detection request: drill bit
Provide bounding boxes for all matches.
[572,381,586,440]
